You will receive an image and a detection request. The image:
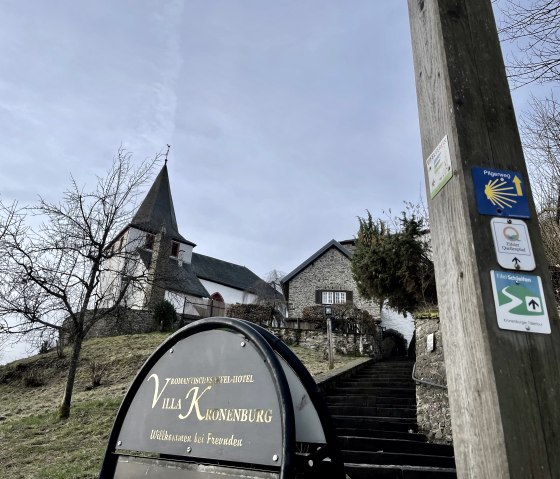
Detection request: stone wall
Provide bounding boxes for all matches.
[269,327,382,359]
[83,309,158,339]
[414,315,453,443]
[75,310,381,361]
[287,247,381,320]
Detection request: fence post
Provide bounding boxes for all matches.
[327,317,334,370]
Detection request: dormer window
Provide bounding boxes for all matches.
[144,233,155,250]
[171,241,179,257]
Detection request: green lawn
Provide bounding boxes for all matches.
[0,333,358,479]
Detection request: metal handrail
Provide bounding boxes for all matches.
[412,361,448,389]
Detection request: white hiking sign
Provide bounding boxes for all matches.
[490,218,535,271]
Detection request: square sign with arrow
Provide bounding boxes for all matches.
[472,167,530,218]
[490,271,550,334]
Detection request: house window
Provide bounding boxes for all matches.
[317,290,352,305]
[171,241,179,257]
[144,233,155,250]
[322,291,334,304]
[334,291,347,304]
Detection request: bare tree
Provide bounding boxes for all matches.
[520,95,560,265]
[0,148,159,418]
[497,0,560,87]
[265,269,285,296]
[244,269,286,327]
[497,1,560,269]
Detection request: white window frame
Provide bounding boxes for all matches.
[322,291,334,305]
[322,290,347,305]
[334,291,347,304]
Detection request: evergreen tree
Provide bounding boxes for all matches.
[351,211,437,315]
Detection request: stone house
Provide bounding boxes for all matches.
[281,239,415,352]
[281,239,381,321]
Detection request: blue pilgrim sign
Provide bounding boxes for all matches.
[472,167,530,218]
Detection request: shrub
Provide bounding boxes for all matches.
[85,360,108,390]
[302,304,377,334]
[23,369,45,388]
[39,340,51,354]
[227,304,276,325]
[153,299,177,332]
[302,305,327,323]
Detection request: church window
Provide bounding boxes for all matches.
[211,292,225,303]
[171,241,179,257]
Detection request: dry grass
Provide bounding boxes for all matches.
[0,332,358,478]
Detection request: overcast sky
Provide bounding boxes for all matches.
[0,1,543,363]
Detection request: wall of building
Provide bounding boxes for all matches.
[287,247,380,320]
[96,228,150,310]
[381,307,415,348]
[199,279,257,305]
[414,315,453,443]
[165,291,212,316]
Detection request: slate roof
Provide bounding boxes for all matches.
[138,249,209,298]
[137,249,280,300]
[131,165,195,246]
[192,253,281,299]
[281,239,352,285]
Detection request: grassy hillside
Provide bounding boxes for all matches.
[0,332,357,479]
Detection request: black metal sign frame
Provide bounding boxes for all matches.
[99,317,345,479]
[241,321,345,477]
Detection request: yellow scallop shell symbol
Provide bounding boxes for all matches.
[484,179,517,209]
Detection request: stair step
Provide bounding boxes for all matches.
[358,368,413,374]
[358,369,412,373]
[342,450,456,469]
[334,386,416,397]
[345,463,457,479]
[350,376,413,382]
[338,436,454,456]
[335,428,427,442]
[328,405,417,418]
[337,379,415,389]
[327,359,456,477]
[326,395,416,407]
[333,415,418,432]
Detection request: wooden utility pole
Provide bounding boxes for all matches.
[408,1,560,477]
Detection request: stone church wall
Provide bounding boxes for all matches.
[82,309,157,340]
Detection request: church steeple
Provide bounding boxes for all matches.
[131,164,195,246]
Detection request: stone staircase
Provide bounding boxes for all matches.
[325,359,457,479]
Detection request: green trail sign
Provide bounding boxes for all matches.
[490,271,551,334]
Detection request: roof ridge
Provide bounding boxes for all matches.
[281,239,351,284]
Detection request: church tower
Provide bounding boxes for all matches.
[130,163,196,307]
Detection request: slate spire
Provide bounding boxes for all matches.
[131,164,195,246]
